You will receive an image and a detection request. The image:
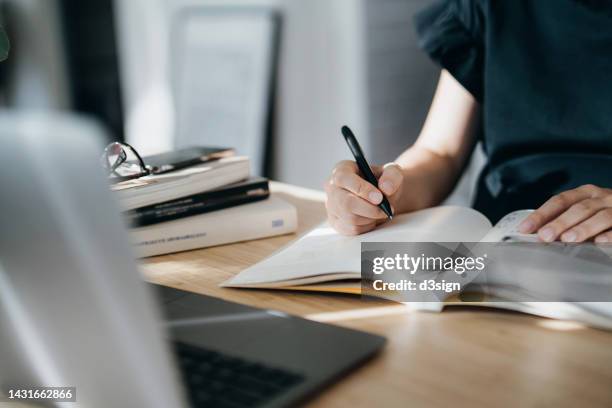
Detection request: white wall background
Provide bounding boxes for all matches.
[115,0,284,157]
[115,0,436,185]
[114,0,175,154]
[1,0,71,109]
[114,0,367,184]
[115,0,484,203]
[271,0,369,190]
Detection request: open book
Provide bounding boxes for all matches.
[223,206,532,291]
[223,206,612,330]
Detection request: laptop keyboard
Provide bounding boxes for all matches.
[174,342,305,408]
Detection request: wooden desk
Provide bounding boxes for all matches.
[142,183,612,408]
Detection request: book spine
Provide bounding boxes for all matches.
[125,180,270,227]
[130,200,297,258]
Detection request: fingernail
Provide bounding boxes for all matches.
[518,220,534,233]
[369,191,383,204]
[539,227,555,242]
[381,181,394,194]
[561,231,577,243]
[596,236,609,243]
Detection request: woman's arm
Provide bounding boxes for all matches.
[392,70,481,212]
[325,70,481,235]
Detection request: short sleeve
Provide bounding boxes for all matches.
[414,0,485,101]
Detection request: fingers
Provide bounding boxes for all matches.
[516,185,612,243]
[595,230,612,244]
[378,163,404,196]
[536,198,608,242]
[330,161,384,205]
[326,187,387,220]
[558,208,612,243]
[519,185,603,234]
[325,160,398,235]
[328,214,376,236]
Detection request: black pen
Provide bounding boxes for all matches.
[341,126,393,219]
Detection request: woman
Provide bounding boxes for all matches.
[325,0,612,243]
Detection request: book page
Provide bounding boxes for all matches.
[223,206,492,287]
[480,210,535,242]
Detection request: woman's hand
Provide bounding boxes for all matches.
[519,184,612,243]
[323,71,481,236]
[325,161,406,235]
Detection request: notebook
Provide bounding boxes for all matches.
[222,206,528,289]
[222,206,612,330]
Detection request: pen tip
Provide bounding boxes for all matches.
[341,126,352,137]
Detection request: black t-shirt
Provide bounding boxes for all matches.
[415,0,612,222]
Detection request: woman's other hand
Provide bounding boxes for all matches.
[324,161,405,236]
[519,184,612,243]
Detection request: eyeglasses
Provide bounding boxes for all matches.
[100,142,151,183]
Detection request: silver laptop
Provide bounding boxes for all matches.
[0,113,385,408]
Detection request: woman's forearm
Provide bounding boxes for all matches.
[392,70,481,214]
[393,144,465,213]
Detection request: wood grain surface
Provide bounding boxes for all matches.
[141,183,612,408]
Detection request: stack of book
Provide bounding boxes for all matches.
[112,148,297,257]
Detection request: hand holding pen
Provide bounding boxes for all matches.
[324,126,406,236]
